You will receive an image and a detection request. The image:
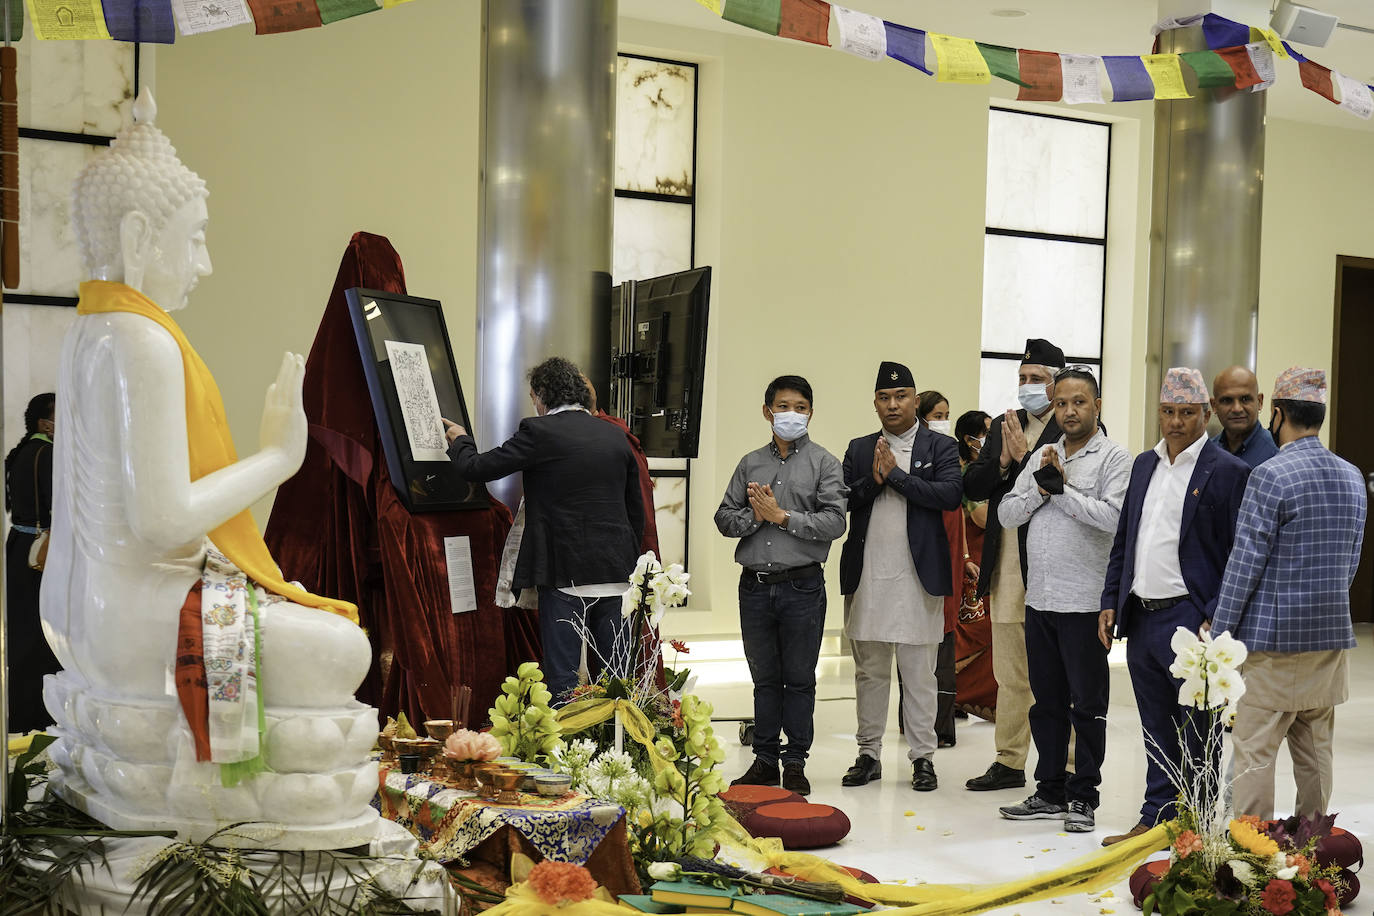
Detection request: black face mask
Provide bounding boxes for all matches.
[1268,408,1283,441]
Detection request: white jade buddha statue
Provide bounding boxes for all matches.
[39,90,380,847]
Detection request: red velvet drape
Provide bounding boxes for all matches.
[264,232,539,728]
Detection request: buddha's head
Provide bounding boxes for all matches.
[73,89,211,311]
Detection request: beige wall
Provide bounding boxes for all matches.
[154,9,1374,640]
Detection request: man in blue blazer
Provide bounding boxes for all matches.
[839,361,963,791]
[1097,367,1250,844]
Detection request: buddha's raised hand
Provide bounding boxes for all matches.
[259,351,308,467]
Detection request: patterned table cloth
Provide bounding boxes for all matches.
[372,765,626,866]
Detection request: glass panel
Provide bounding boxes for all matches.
[13,138,102,298]
[980,234,1103,359]
[978,357,1100,419]
[985,109,1109,239]
[616,55,696,197]
[613,197,692,285]
[651,474,688,572]
[647,457,688,472]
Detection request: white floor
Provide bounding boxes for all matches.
[690,624,1374,914]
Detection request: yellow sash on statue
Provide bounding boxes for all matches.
[77,280,360,626]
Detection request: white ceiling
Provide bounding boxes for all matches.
[619,0,1374,131]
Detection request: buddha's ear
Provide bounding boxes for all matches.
[119,210,154,289]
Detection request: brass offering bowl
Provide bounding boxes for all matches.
[493,768,523,804]
[446,757,478,791]
[378,733,397,764]
[474,763,503,800]
[424,719,456,743]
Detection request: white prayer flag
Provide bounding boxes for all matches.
[833,6,886,61]
[1246,41,1276,93]
[171,0,253,35]
[1061,54,1104,105]
[1336,72,1374,119]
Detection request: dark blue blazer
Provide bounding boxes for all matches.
[1100,439,1250,635]
[839,426,963,598]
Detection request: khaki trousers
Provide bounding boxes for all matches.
[991,620,1032,769]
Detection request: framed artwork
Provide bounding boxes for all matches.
[345,287,487,513]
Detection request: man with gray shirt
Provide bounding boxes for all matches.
[995,367,1129,834]
[715,375,847,796]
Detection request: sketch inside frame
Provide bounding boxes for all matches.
[384,339,450,462]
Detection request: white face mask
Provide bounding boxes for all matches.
[926,419,952,436]
[770,410,809,442]
[1018,383,1052,415]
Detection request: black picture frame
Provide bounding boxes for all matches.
[345,287,488,513]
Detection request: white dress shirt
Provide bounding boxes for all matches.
[1131,433,1208,600]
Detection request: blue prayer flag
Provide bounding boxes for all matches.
[884,21,931,75]
[1201,13,1250,50]
[1282,41,1307,62]
[103,0,176,43]
[1103,55,1155,101]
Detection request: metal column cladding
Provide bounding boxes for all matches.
[476,0,616,508]
[1146,23,1265,436]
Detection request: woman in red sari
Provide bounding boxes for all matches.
[953,410,996,720]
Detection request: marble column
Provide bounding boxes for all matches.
[1145,17,1265,430]
[476,0,616,508]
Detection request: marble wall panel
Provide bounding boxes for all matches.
[13,31,133,133]
[615,55,695,197]
[612,196,691,285]
[3,303,76,454]
[651,473,688,572]
[17,138,95,297]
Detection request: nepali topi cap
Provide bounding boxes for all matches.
[875,361,916,391]
[1021,338,1066,369]
[1272,366,1327,404]
[1160,367,1209,404]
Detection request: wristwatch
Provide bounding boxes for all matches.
[781,510,792,529]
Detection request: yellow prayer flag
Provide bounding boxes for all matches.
[1143,53,1192,100]
[382,0,416,6]
[1255,26,1289,59]
[695,0,723,14]
[25,0,111,39]
[930,33,991,84]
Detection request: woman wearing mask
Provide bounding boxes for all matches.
[5,392,58,733]
[954,410,997,720]
[917,391,960,746]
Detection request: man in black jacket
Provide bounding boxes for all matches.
[446,357,644,702]
[961,338,1065,791]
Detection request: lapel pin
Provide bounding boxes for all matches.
[1192,488,1200,497]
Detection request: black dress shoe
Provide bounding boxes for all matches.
[731,757,780,787]
[911,758,938,792]
[965,761,1026,791]
[781,762,811,796]
[841,755,882,787]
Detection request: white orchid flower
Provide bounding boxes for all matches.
[1210,669,1246,708]
[1207,630,1248,669]
[621,586,640,619]
[1171,626,1201,656]
[1178,675,1209,709]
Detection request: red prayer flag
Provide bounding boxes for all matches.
[778,0,829,46]
[1017,49,1063,102]
[245,0,322,34]
[1299,58,1337,103]
[1216,46,1262,89]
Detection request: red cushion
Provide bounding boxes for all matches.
[1316,826,1364,870]
[1129,859,1171,908]
[1338,868,1360,907]
[720,784,804,820]
[744,801,851,850]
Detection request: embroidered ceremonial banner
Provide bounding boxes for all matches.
[884,22,930,75]
[778,0,828,46]
[103,0,176,42]
[1016,49,1063,102]
[834,5,885,60]
[1061,53,1103,104]
[244,0,321,33]
[930,33,990,84]
[1299,58,1336,103]
[1143,54,1191,99]
[722,0,780,35]
[977,42,1028,87]
[317,0,377,23]
[1180,49,1238,89]
[1200,13,1249,50]
[1102,55,1154,101]
[171,0,251,33]
[25,0,112,38]
[1216,46,1263,89]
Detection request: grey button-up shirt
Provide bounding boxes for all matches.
[714,434,848,571]
[998,430,1130,613]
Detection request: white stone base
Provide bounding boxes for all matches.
[43,820,454,915]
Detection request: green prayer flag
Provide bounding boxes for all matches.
[722,0,780,35]
[317,0,379,24]
[976,42,1030,88]
[1180,49,1238,89]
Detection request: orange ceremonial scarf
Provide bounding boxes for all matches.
[77,280,360,626]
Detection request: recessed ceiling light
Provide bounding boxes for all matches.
[991,8,1029,17]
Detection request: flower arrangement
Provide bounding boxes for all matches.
[444,728,502,762]
[1144,628,1348,916]
[526,860,601,906]
[488,662,563,764]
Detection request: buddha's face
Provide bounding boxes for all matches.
[141,195,212,311]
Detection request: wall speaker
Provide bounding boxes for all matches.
[1271,1,1340,47]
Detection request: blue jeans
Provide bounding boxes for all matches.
[738,568,827,765]
[538,589,628,703]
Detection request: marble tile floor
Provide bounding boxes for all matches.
[689,624,1374,915]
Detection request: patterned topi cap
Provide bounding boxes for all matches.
[1160,367,1209,404]
[1272,367,1327,404]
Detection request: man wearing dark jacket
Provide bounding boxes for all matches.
[839,362,963,792]
[961,338,1065,791]
[446,357,644,702]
